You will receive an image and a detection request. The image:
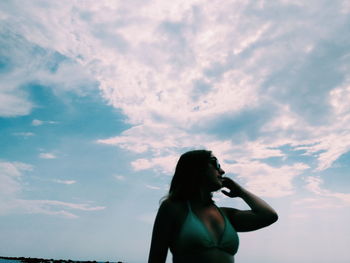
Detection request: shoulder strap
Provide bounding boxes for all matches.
[186,201,192,212]
[214,204,228,221]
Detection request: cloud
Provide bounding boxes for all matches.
[0,30,40,117]
[0,160,105,218]
[2,0,350,198]
[11,199,105,219]
[12,132,35,137]
[132,155,179,174]
[53,179,76,185]
[91,1,349,174]
[31,119,44,126]
[39,153,57,159]
[145,184,161,190]
[304,176,350,206]
[0,21,98,118]
[228,161,310,198]
[297,133,350,171]
[114,175,125,181]
[32,119,58,126]
[0,161,33,196]
[292,197,345,211]
[0,89,33,117]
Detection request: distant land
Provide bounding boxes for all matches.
[0,257,123,263]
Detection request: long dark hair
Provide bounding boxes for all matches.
[165,149,213,203]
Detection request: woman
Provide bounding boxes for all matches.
[148,150,278,263]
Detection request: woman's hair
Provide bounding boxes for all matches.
[165,149,213,203]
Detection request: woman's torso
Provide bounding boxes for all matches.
[167,200,239,263]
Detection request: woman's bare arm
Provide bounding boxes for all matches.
[148,200,174,263]
[221,177,278,232]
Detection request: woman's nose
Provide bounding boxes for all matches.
[219,168,225,175]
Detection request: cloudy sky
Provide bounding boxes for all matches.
[1,0,350,262]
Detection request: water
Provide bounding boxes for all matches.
[0,259,17,263]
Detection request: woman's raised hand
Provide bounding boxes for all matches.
[221,177,243,198]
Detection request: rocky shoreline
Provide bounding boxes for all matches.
[0,256,123,263]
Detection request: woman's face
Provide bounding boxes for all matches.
[202,156,225,191]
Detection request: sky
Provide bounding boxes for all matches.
[0,0,350,262]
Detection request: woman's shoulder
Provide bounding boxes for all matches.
[158,199,188,229]
[159,199,187,217]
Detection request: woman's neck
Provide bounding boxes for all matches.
[189,190,213,206]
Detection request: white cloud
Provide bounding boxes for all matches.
[292,197,345,210]
[330,83,350,116]
[0,16,98,118]
[53,179,76,185]
[261,94,350,172]
[99,124,312,198]
[89,0,349,179]
[2,0,350,198]
[261,104,308,133]
[114,175,125,181]
[145,184,161,190]
[12,132,35,137]
[39,153,57,159]
[304,176,350,206]
[294,132,350,171]
[340,0,350,14]
[0,160,104,218]
[24,199,105,211]
[0,1,272,124]
[132,155,178,174]
[0,89,33,117]
[12,199,105,219]
[0,161,33,196]
[32,119,58,126]
[32,119,44,126]
[228,161,310,198]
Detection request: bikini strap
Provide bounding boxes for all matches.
[186,201,192,212]
[214,204,228,222]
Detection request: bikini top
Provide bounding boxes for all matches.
[170,202,239,256]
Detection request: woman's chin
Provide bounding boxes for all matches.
[211,182,223,191]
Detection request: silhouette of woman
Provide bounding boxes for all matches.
[148,150,278,263]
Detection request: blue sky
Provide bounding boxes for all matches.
[1,1,350,263]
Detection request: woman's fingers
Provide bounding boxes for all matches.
[221,177,242,197]
[221,189,230,196]
[221,177,235,188]
[221,189,237,197]
[221,189,233,196]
